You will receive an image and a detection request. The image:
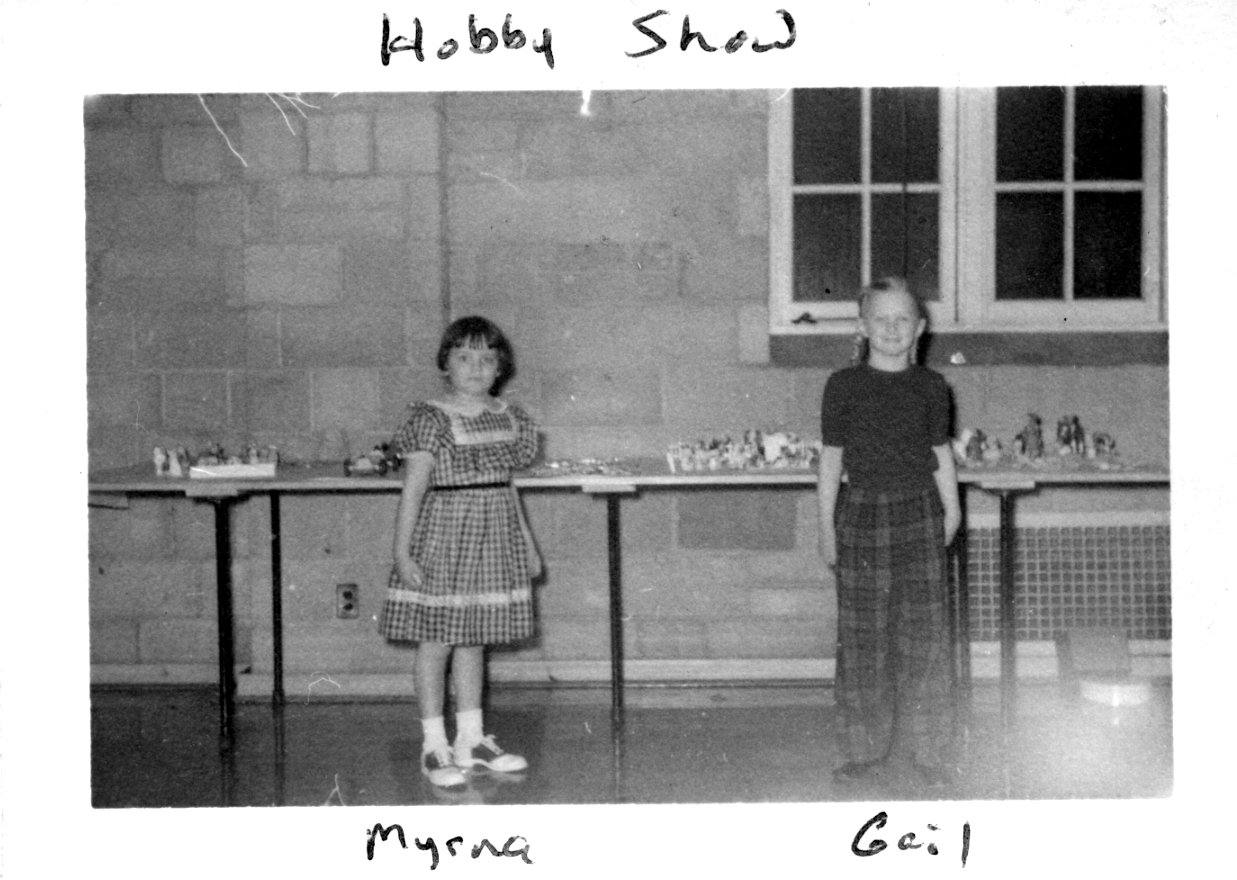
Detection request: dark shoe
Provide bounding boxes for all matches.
[832,759,883,782]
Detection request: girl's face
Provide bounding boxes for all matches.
[445,339,499,399]
[859,289,925,366]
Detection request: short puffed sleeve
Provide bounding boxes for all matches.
[392,403,448,457]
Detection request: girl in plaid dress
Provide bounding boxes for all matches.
[817,278,962,788]
[380,316,541,789]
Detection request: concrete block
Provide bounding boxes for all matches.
[522,121,645,179]
[280,208,406,242]
[631,620,708,660]
[735,175,768,238]
[307,112,372,175]
[138,619,220,665]
[85,128,159,183]
[747,586,830,618]
[239,109,305,179]
[681,235,767,301]
[534,564,609,617]
[89,498,174,561]
[537,616,610,661]
[242,309,281,369]
[87,187,195,248]
[244,245,341,305]
[678,489,798,551]
[162,126,226,184]
[131,94,240,125]
[375,112,440,175]
[704,617,830,660]
[134,309,249,369]
[449,177,644,244]
[346,495,401,561]
[90,619,140,664]
[194,186,246,246]
[169,501,219,563]
[312,369,383,433]
[605,90,770,121]
[277,177,404,210]
[233,371,312,434]
[619,494,675,556]
[791,369,832,437]
[622,555,753,617]
[343,241,409,304]
[278,558,356,623]
[646,304,737,362]
[537,367,662,427]
[661,364,795,437]
[280,496,349,561]
[260,623,404,675]
[406,176,442,243]
[91,560,208,618]
[282,308,405,368]
[738,304,771,364]
[377,369,444,430]
[87,309,135,372]
[83,94,134,125]
[88,372,163,433]
[162,372,229,434]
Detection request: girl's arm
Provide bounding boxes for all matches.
[932,443,963,547]
[393,451,435,586]
[816,445,844,567]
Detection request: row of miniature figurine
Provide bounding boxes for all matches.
[954,413,1117,466]
[667,430,822,473]
[152,443,279,477]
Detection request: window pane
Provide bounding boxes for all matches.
[1074,192,1142,299]
[1075,86,1143,181]
[872,88,939,183]
[997,87,1064,182]
[872,193,939,301]
[793,194,861,302]
[996,193,1063,299]
[793,89,860,184]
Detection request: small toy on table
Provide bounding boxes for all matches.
[344,445,393,476]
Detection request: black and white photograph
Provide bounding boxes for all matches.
[2,1,1233,876]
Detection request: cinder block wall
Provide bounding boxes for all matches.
[85,92,1169,685]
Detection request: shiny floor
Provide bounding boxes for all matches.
[91,680,1172,807]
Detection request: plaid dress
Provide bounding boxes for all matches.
[378,400,539,646]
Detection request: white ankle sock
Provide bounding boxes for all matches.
[455,708,484,746]
[421,716,449,753]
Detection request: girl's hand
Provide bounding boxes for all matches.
[818,526,838,573]
[526,543,543,580]
[397,555,425,588]
[943,508,962,547]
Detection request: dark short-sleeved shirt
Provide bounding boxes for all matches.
[820,364,951,490]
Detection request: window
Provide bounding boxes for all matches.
[769,87,1164,334]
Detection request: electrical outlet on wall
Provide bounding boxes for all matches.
[336,583,359,619]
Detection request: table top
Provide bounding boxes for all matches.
[88,458,1171,497]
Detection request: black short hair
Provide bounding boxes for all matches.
[436,316,516,394]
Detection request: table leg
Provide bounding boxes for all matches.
[605,494,625,803]
[953,489,972,734]
[270,493,285,707]
[997,490,1018,732]
[211,497,236,750]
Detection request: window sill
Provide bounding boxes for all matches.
[770,330,1168,368]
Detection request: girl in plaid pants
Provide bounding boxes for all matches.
[379,317,542,790]
[817,279,962,788]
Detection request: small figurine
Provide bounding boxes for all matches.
[153,447,168,475]
[1070,415,1085,455]
[1017,413,1044,459]
[1093,432,1116,457]
[246,444,260,465]
[965,429,987,464]
[982,436,1004,463]
[170,447,189,477]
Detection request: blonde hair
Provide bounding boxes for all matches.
[851,276,926,366]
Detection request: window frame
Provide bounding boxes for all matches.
[768,86,1166,336]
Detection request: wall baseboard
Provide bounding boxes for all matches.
[92,639,1170,696]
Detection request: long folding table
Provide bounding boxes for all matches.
[89,459,1168,800]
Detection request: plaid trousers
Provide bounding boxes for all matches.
[834,484,954,767]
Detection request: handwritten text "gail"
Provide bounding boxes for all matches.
[381,14,554,70]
